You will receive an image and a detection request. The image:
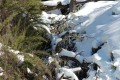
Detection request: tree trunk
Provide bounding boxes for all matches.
[69,0,76,12]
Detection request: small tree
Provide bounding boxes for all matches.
[0,0,50,52]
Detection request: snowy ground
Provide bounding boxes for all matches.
[41,0,120,80]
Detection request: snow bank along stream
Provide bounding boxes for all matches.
[41,0,120,80]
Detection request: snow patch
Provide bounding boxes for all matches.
[0,67,4,76]
[17,54,24,62]
[27,67,33,74]
[57,67,79,80]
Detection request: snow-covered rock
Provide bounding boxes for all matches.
[56,67,79,80]
[113,58,120,66]
[76,0,87,2]
[59,49,84,63]
[71,67,81,72]
[41,11,65,23]
[42,0,70,6]
[42,1,59,6]
[59,49,76,57]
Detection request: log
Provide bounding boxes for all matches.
[41,1,87,14]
